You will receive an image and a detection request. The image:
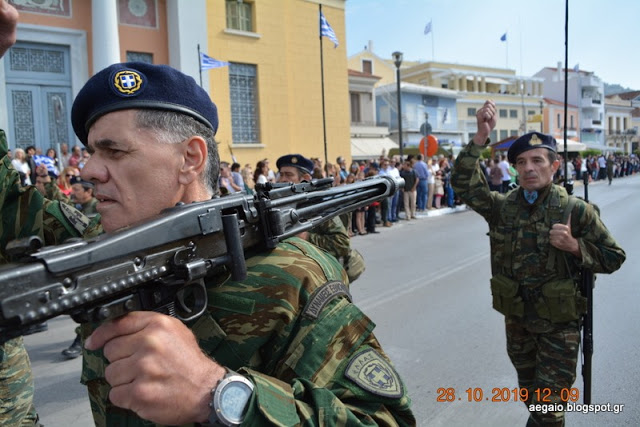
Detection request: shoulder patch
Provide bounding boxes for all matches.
[345,348,404,398]
[59,202,90,235]
[303,280,351,319]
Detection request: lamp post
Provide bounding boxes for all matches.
[392,51,403,161]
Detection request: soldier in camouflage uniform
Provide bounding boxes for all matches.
[1,129,100,425]
[274,154,358,271]
[69,62,413,426]
[451,100,625,426]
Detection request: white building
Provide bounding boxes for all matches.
[535,64,605,148]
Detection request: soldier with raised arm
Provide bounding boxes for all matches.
[451,100,625,426]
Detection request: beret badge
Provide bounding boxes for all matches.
[112,69,145,97]
[529,134,542,146]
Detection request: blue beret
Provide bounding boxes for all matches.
[70,176,94,189]
[276,154,314,175]
[71,62,218,145]
[508,132,556,164]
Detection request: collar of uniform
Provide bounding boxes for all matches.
[518,183,553,208]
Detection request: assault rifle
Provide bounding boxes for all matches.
[581,172,594,404]
[0,176,403,343]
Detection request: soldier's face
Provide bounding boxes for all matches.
[515,148,559,191]
[278,166,311,184]
[81,110,187,232]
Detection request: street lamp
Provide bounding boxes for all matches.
[392,51,403,161]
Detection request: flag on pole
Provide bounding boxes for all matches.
[200,52,229,71]
[500,32,507,42]
[424,20,432,35]
[319,11,339,48]
[573,63,580,72]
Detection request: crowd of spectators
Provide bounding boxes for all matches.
[216,153,461,238]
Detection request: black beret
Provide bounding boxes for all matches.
[507,132,557,164]
[71,62,218,145]
[276,154,314,175]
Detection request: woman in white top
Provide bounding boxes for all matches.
[11,147,31,185]
[253,160,269,185]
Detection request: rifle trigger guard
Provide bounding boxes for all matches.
[174,279,208,322]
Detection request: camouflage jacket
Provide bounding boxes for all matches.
[80,237,414,426]
[308,216,351,261]
[0,130,100,426]
[451,142,625,285]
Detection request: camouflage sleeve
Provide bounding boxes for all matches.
[571,199,625,274]
[1,130,98,426]
[307,216,351,260]
[79,238,414,426]
[45,181,72,204]
[450,142,503,222]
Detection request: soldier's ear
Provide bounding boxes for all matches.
[179,136,207,185]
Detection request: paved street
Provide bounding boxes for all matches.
[24,174,640,426]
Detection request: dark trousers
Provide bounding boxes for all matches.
[366,206,377,232]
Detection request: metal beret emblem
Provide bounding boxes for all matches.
[529,134,541,146]
[291,156,298,164]
[112,70,144,96]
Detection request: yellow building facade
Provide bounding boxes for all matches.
[208,0,350,167]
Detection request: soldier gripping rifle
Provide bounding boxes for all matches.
[0,175,402,341]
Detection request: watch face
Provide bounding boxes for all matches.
[220,381,252,423]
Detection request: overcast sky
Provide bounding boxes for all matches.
[345,0,638,91]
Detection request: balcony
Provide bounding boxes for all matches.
[582,118,603,129]
[580,75,601,88]
[581,97,602,109]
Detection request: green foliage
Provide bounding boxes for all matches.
[581,149,602,157]
[481,147,493,159]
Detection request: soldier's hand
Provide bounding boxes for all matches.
[550,213,581,257]
[0,0,19,58]
[473,100,497,145]
[85,311,226,425]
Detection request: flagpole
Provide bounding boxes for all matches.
[505,34,509,68]
[197,44,203,87]
[431,22,435,61]
[319,4,329,168]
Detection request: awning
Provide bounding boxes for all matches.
[556,139,586,152]
[466,76,511,85]
[351,137,398,160]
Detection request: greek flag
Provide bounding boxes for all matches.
[500,33,507,42]
[200,52,229,71]
[320,11,339,48]
[424,21,432,35]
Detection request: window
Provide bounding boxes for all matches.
[499,130,508,140]
[557,113,561,128]
[490,130,498,142]
[499,109,507,118]
[510,130,518,136]
[570,116,574,129]
[467,107,476,117]
[226,0,253,32]
[126,51,153,64]
[528,110,535,116]
[509,109,518,118]
[350,92,361,123]
[362,59,372,74]
[229,63,259,143]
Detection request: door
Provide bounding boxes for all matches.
[4,42,74,151]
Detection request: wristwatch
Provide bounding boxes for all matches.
[207,369,254,426]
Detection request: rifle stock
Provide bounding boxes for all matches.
[0,176,403,342]
[581,172,593,404]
